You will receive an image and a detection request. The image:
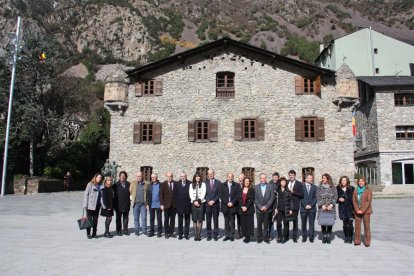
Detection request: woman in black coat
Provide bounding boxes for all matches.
[337,176,355,244]
[237,178,255,243]
[100,177,114,238]
[273,177,296,243]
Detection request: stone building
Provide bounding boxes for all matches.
[104,38,358,183]
[354,76,414,185]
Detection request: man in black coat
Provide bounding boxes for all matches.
[219,172,240,241]
[300,174,317,243]
[113,171,131,236]
[287,170,304,242]
[205,169,221,241]
[175,172,192,240]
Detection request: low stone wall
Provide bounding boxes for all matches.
[14,178,65,194]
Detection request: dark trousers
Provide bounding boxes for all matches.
[256,212,270,240]
[164,208,176,235]
[292,213,299,239]
[115,210,129,233]
[240,214,254,237]
[236,213,241,236]
[149,208,162,234]
[342,219,354,238]
[223,209,236,237]
[205,205,219,237]
[276,211,289,239]
[178,213,191,235]
[301,211,316,238]
[86,208,99,236]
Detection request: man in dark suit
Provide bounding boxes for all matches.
[268,172,280,240]
[205,169,221,241]
[254,173,275,244]
[300,174,317,243]
[175,172,192,240]
[113,171,131,236]
[160,172,177,239]
[287,170,304,242]
[219,172,240,241]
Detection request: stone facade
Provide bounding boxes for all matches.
[105,41,356,184]
[355,85,414,185]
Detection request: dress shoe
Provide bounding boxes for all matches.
[117,231,123,236]
[104,232,113,238]
[178,235,183,240]
[148,233,154,237]
[348,238,353,244]
[214,237,218,241]
[87,235,92,239]
[322,235,327,244]
[123,230,129,236]
[302,237,307,243]
[327,236,331,244]
[264,239,270,244]
[92,234,98,239]
[243,237,250,243]
[135,232,139,236]
[277,238,282,244]
[170,234,177,238]
[309,238,314,243]
[184,235,189,240]
[207,236,212,241]
[354,242,361,246]
[364,242,371,247]
[223,236,230,241]
[281,238,287,244]
[293,238,298,243]
[257,239,263,244]
[157,233,162,238]
[165,234,170,239]
[229,237,234,242]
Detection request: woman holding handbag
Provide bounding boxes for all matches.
[100,176,114,238]
[337,176,355,244]
[83,173,103,239]
[237,177,255,243]
[317,173,338,244]
[353,177,373,247]
[273,177,296,243]
[189,173,206,241]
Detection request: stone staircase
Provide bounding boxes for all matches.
[371,185,414,198]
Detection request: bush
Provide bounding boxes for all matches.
[196,20,208,40]
[281,35,320,63]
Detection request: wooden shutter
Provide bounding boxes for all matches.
[188,120,195,142]
[234,119,242,141]
[257,119,265,141]
[295,118,303,141]
[135,81,143,97]
[317,117,325,141]
[155,79,163,96]
[209,120,218,142]
[133,122,141,144]
[154,122,162,144]
[314,75,321,97]
[295,76,304,95]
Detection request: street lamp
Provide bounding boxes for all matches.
[1,17,23,197]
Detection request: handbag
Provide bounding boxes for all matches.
[318,211,335,226]
[77,209,93,230]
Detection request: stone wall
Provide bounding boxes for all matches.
[13,178,65,194]
[108,49,355,184]
[354,97,379,155]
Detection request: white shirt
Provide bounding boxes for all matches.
[288,180,295,190]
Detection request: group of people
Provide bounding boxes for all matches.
[82,169,373,247]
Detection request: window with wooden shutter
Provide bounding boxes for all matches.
[295,75,322,96]
[155,79,163,96]
[188,120,195,142]
[242,167,255,184]
[395,93,414,106]
[234,119,242,141]
[237,119,265,141]
[242,119,256,140]
[209,120,218,142]
[133,122,141,144]
[196,167,209,182]
[195,120,209,142]
[216,72,235,98]
[295,117,325,142]
[141,122,154,143]
[396,126,414,140]
[135,82,143,97]
[140,166,153,182]
[143,80,155,96]
[153,122,162,144]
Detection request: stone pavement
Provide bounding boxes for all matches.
[0,192,413,275]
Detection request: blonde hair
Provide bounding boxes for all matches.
[90,173,103,186]
[104,176,113,187]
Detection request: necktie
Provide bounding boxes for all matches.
[210,180,214,191]
[307,184,310,193]
[228,183,231,201]
[169,182,173,191]
[182,181,185,188]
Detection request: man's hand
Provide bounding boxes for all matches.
[146,205,149,210]
[241,206,247,212]
[305,205,312,210]
[161,205,164,211]
[339,198,345,202]
[194,201,200,207]
[261,206,266,212]
[227,202,233,208]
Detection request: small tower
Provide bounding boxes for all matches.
[104,69,129,115]
[333,63,359,111]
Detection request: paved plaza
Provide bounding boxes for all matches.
[0,192,413,275]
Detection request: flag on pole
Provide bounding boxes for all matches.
[352,112,356,136]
